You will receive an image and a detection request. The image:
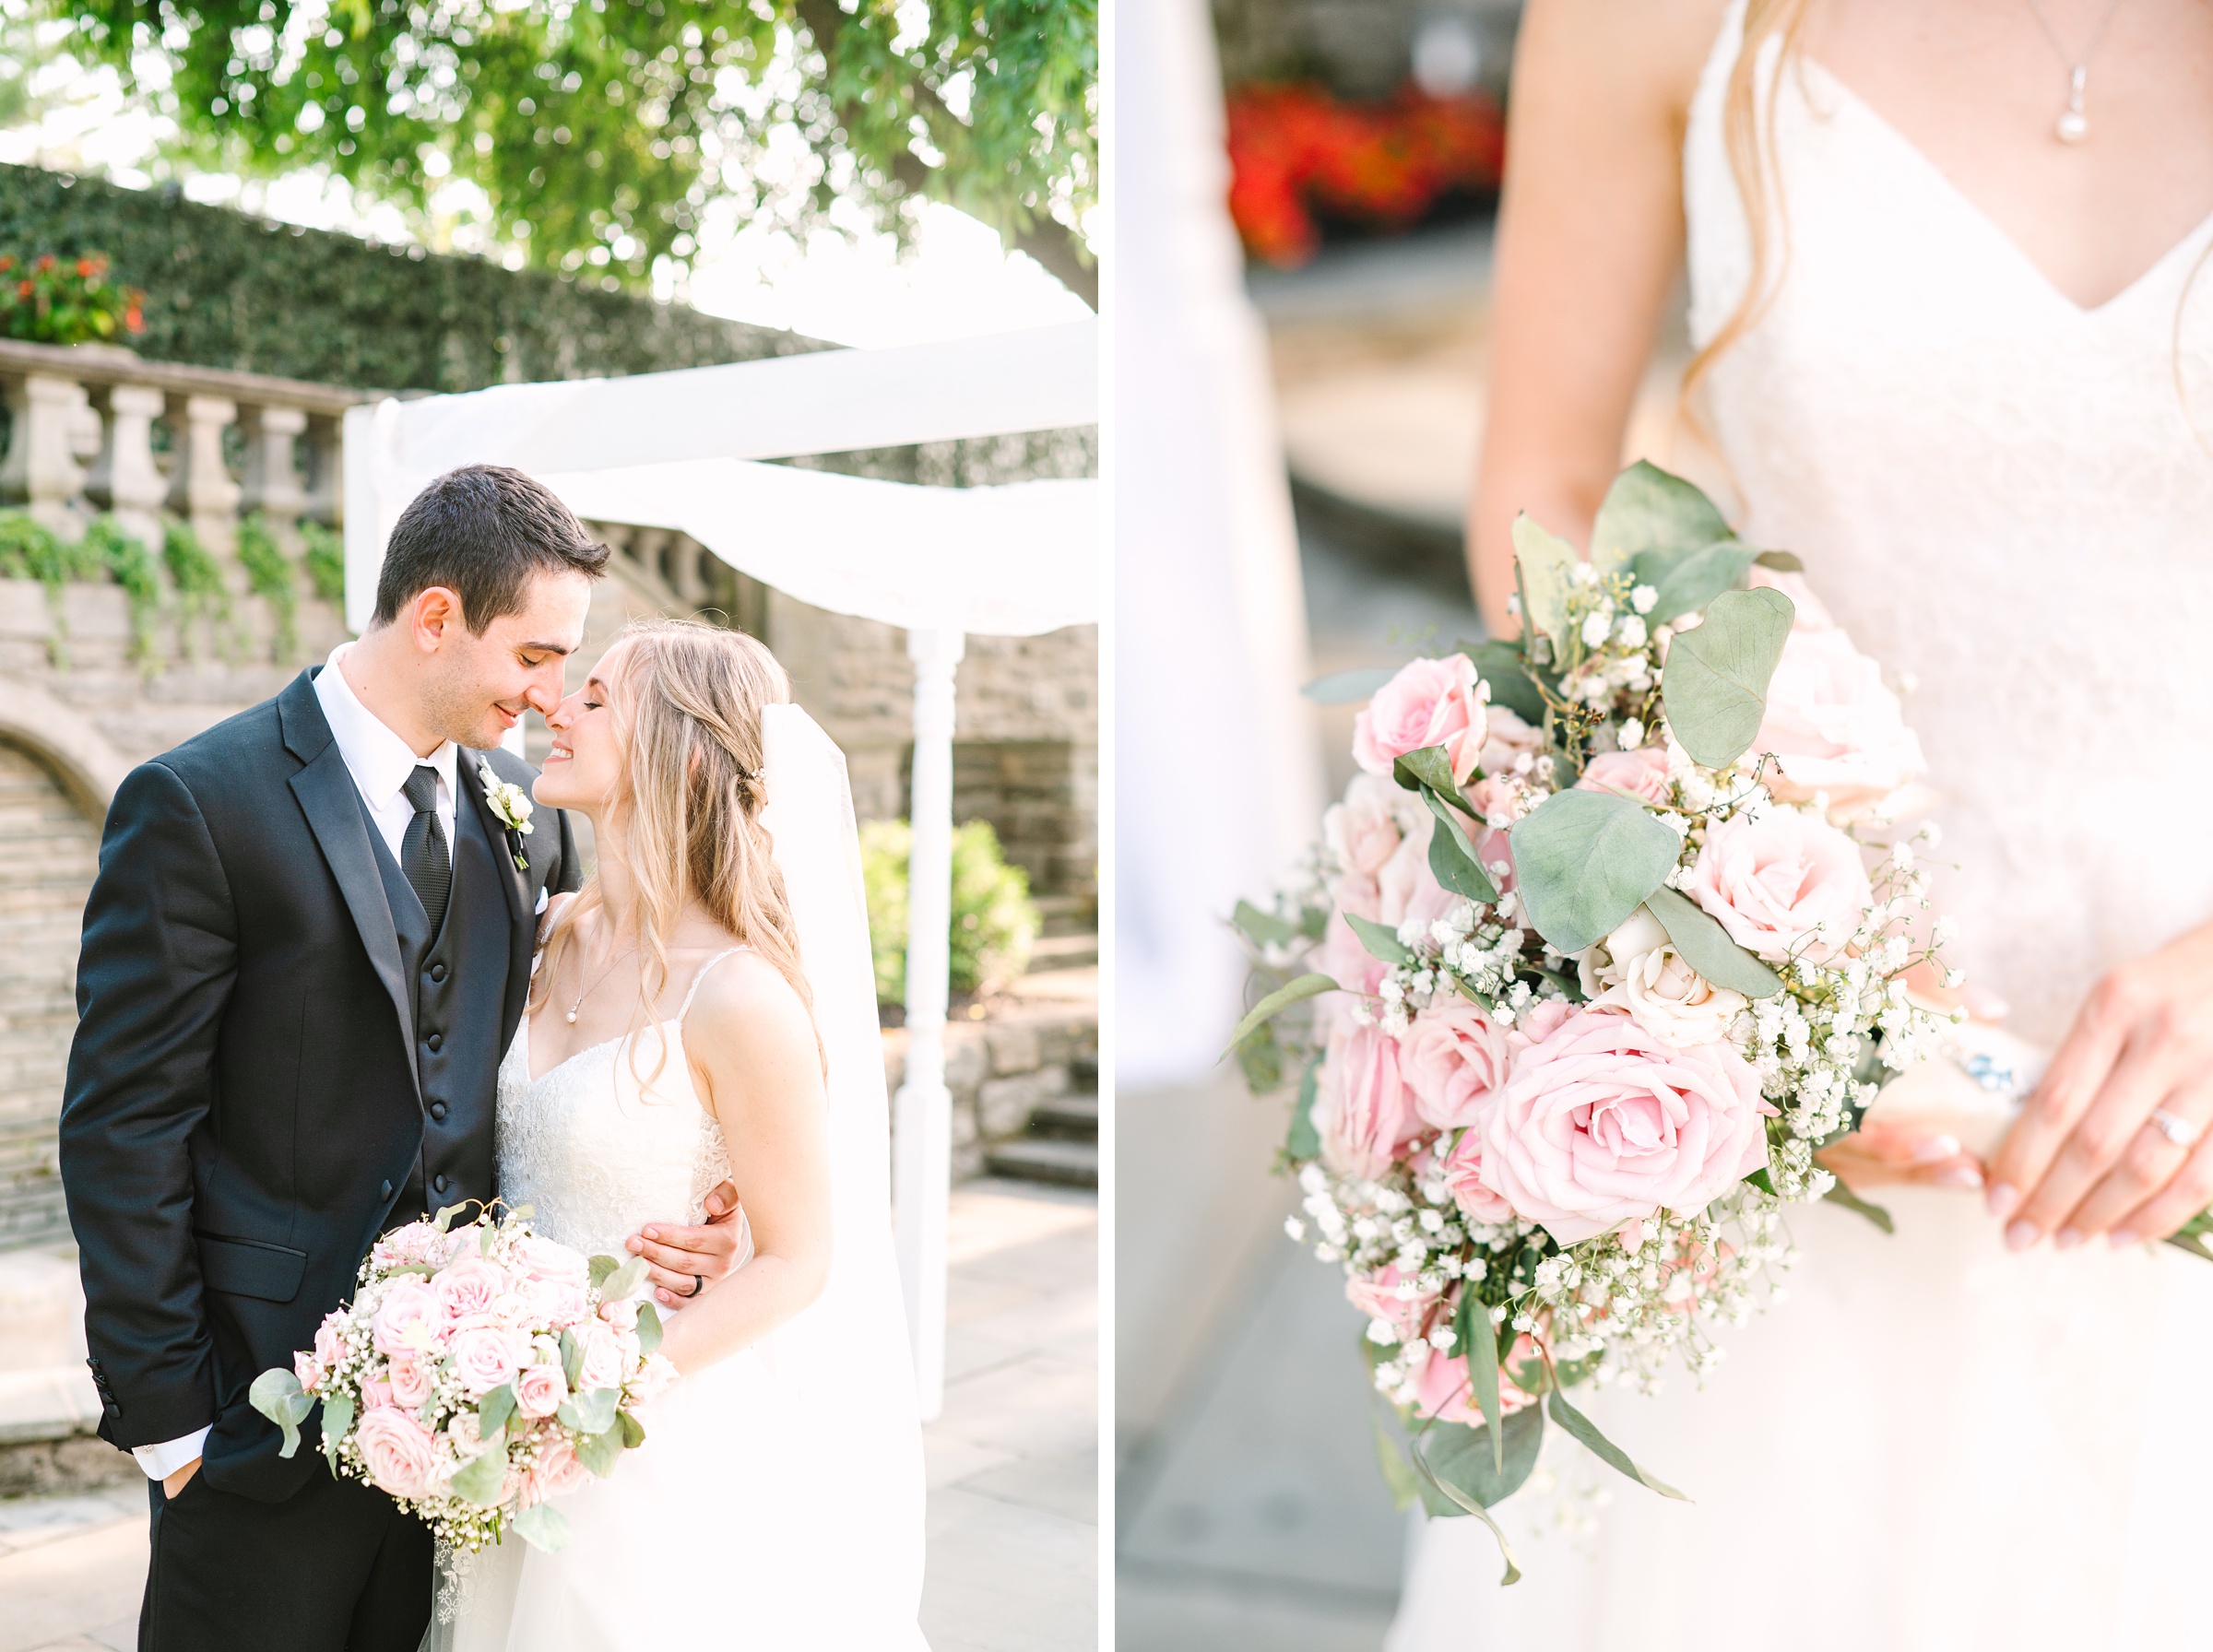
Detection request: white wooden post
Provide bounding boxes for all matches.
[895,625,963,1420]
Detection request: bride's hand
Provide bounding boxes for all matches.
[1986,923,2213,1250]
[1818,1122,1984,1194]
[625,1179,747,1305]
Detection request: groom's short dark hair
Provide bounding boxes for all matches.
[373,464,610,633]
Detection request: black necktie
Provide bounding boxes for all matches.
[400,764,451,935]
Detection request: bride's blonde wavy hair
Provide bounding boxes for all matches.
[531,617,817,1080]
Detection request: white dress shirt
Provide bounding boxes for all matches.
[133,645,459,1483]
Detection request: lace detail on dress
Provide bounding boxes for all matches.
[1682,4,2213,1039]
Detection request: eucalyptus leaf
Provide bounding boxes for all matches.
[586,1254,620,1291]
[1507,788,1680,955]
[1510,514,1579,646]
[1420,1406,1545,1512]
[1822,1179,1896,1234]
[575,1423,626,1479]
[1232,900,1300,948]
[508,1203,534,1221]
[1754,549,1804,572]
[1546,1389,1689,1501]
[512,1501,573,1553]
[1642,885,1784,999]
[479,1383,518,1442]
[1455,1292,1506,1475]
[1345,912,1413,964]
[618,1410,646,1449]
[1590,460,1734,572]
[634,1300,663,1357]
[1371,1411,1423,1513]
[557,1386,620,1437]
[1287,1055,1324,1160]
[1660,585,1795,767]
[1425,795,1500,903]
[1629,540,1757,624]
[600,1256,648,1302]
[1302,666,1400,704]
[1407,1428,1524,1586]
[446,1445,510,1507]
[320,1390,353,1469]
[1455,639,1549,725]
[559,1328,584,1390]
[1222,972,1338,1060]
[1391,745,1464,802]
[249,1368,311,1459]
[433,1201,469,1233]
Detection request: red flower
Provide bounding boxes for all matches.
[31,254,53,273]
[16,280,30,299]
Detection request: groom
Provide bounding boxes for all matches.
[60,465,745,1651]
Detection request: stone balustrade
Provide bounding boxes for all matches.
[0,338,358,558]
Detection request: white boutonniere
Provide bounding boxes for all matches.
[478,760,535,873]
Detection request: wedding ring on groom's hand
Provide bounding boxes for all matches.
[2148,1107,2203,1150]
[686,1271,704,1297]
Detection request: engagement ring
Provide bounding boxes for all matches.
[2148,1107,2202,1149]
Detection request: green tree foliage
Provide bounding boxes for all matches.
[54,0,1098,306]
[860,816,1039,1006]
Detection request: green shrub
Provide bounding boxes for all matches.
[300,520,345,604]
[860,819,1040,1007]
[80,516,159,666]
[234,512,297,662]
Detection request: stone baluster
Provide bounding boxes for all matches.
[164,395,241,557]
[671,536,711,606]
[84,384,169,554]
[302,415,343,526]
[630,526,671,592]
[0,375,94,539]
[240,404,309,552]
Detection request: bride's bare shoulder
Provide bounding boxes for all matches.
[1515,0,1733,119]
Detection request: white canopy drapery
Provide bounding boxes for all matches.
[341,319,1100,1417]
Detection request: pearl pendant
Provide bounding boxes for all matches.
[2056,109,2089,144]
[565,1009,579,1024]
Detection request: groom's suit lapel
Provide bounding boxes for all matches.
[456,752,536,1039]
[278,672,420,1101]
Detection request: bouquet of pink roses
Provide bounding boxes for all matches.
[1229,462,1962,1578]
[250,1201,677,1554]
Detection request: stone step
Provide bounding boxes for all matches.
[983,1136,1097,1188]
[1025,932,1097,972]
[1031,895,1095,940]
[1028,1092,1097,1140]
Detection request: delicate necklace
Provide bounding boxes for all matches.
[564,942,635,1025]
[2023,0,2128,144]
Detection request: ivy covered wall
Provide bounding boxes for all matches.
[0,163,825,391]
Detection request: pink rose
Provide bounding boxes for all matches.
[1354,656,1490,784]
[1398,999,1511,1131]
[515,1363,568,1420]
[575,1322,625,1391]
[1409,1340,1540,1425]
[1477,1006,1774,1245]
[371,1220,446,1270]
[361,1376,395,1410]
[599,1295,641,1333]
[1324,773,1408,878]
[313,1318,345,1370]
[1576,747,1673,806]
[1754,627,1926,817]
[356,1408,441,1500]
[432,1256,507,1323]
[1506,997,1576,1049]
[1346,1263,1438,1343]
[1687,808,1873,963]
[1747,564,1836,631]
[514,1233,589,1286]
[1439,1122,1516,1225]
[630,1351,680,1401]
[388,1358,433,1410]
[1476,704,1544,778]
[371,1280,441,1358]
[1313,1019,1423,1181]
[1321,876,1389,999]
[530,1434,594,1501]
[528,1277,591,1326]
[449,1326,527,1398]
[1376,816,1461,935]
[292,1352,325,1394]
[1465,775,1525,830]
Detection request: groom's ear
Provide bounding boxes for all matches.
[407,586,469,652]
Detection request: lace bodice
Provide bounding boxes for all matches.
[1684,4,2213,1038]
[494,954,743,1261]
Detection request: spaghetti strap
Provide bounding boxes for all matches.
[677,946,751,1021]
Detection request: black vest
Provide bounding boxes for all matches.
[356,782,511,1218]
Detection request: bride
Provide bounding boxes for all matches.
[1389,1,2213,1646]
[436,618,928,1649]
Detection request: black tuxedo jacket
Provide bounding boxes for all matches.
[59,669,579,1502]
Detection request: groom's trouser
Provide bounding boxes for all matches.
[138,1455,431,1652]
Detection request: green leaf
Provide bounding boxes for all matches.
[1423,794,1500,904]
[1456,639,1549,726]
[1406,1427,1525,1586]
[512,1501,572,1553]
[1454,1292,1506,1474]
[446,1444,510,1507]
[479,1384,518,1443]
[320,1390,353,1469]
[1371,1411,1423,1512]
[559,1328,584,1390]
[1630,540,1757,624]
[556,1386,620,1437]
[249,1368,311,1459]
[433,1202,470,1233]
[587,1255,621,1291]
[1590,460,1734,572]
[1660,585,1796,767]
[1302,667,1400,704]
[1754,549,1804,572]
[1507,788,1681,955]
[1222,972,1338,1060]
[1344,913,1413,964]
[1822,1179,1896,1234]
[1642,884,1784,999]
[618,1410,646,1449]
[1745,1167,1776,1197]
[575,1423,626,1479]
[634,1300,664,1357]
[1232,900,1301,949]
[1391,745,1464,801]
[1287,1055,1325,1160]
[1546,1389,1689,1501]
[1510,514,1580,646]
[1419,1406,1545,1511]
[600,1256,648,1302]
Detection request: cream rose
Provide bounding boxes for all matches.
[1324,773,1409,878]
[1397,999,1511,1131]
[1687,808,1873,963]
[1354,655,1490,783]
[1476,1006,1774,1245]
[1578,906,1749,1046]
[1755,626,1925,816]
[514,1233,589,1286]
[1314,1019,1423,1182]
[356,1408,441,1500]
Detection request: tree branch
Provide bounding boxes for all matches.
[1012,220,1096,310]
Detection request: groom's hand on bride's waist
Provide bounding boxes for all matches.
[627,1179,746,1305]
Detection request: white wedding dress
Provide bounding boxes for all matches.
[437,707,929,1651]
[1390,6,2213,1647]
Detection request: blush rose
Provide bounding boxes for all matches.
[1314,1019,1423,1182]
[370,1280,441,1359]
[1345,1264,1438,1344]
[1687,808,1873,964]
[1575,746,1673,806]
[1354,656,1490,784]
[356,1408,441,1500]
[1755,626,1926,817]
[514,1362,569,1420]
[1397,999,1511,1131]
